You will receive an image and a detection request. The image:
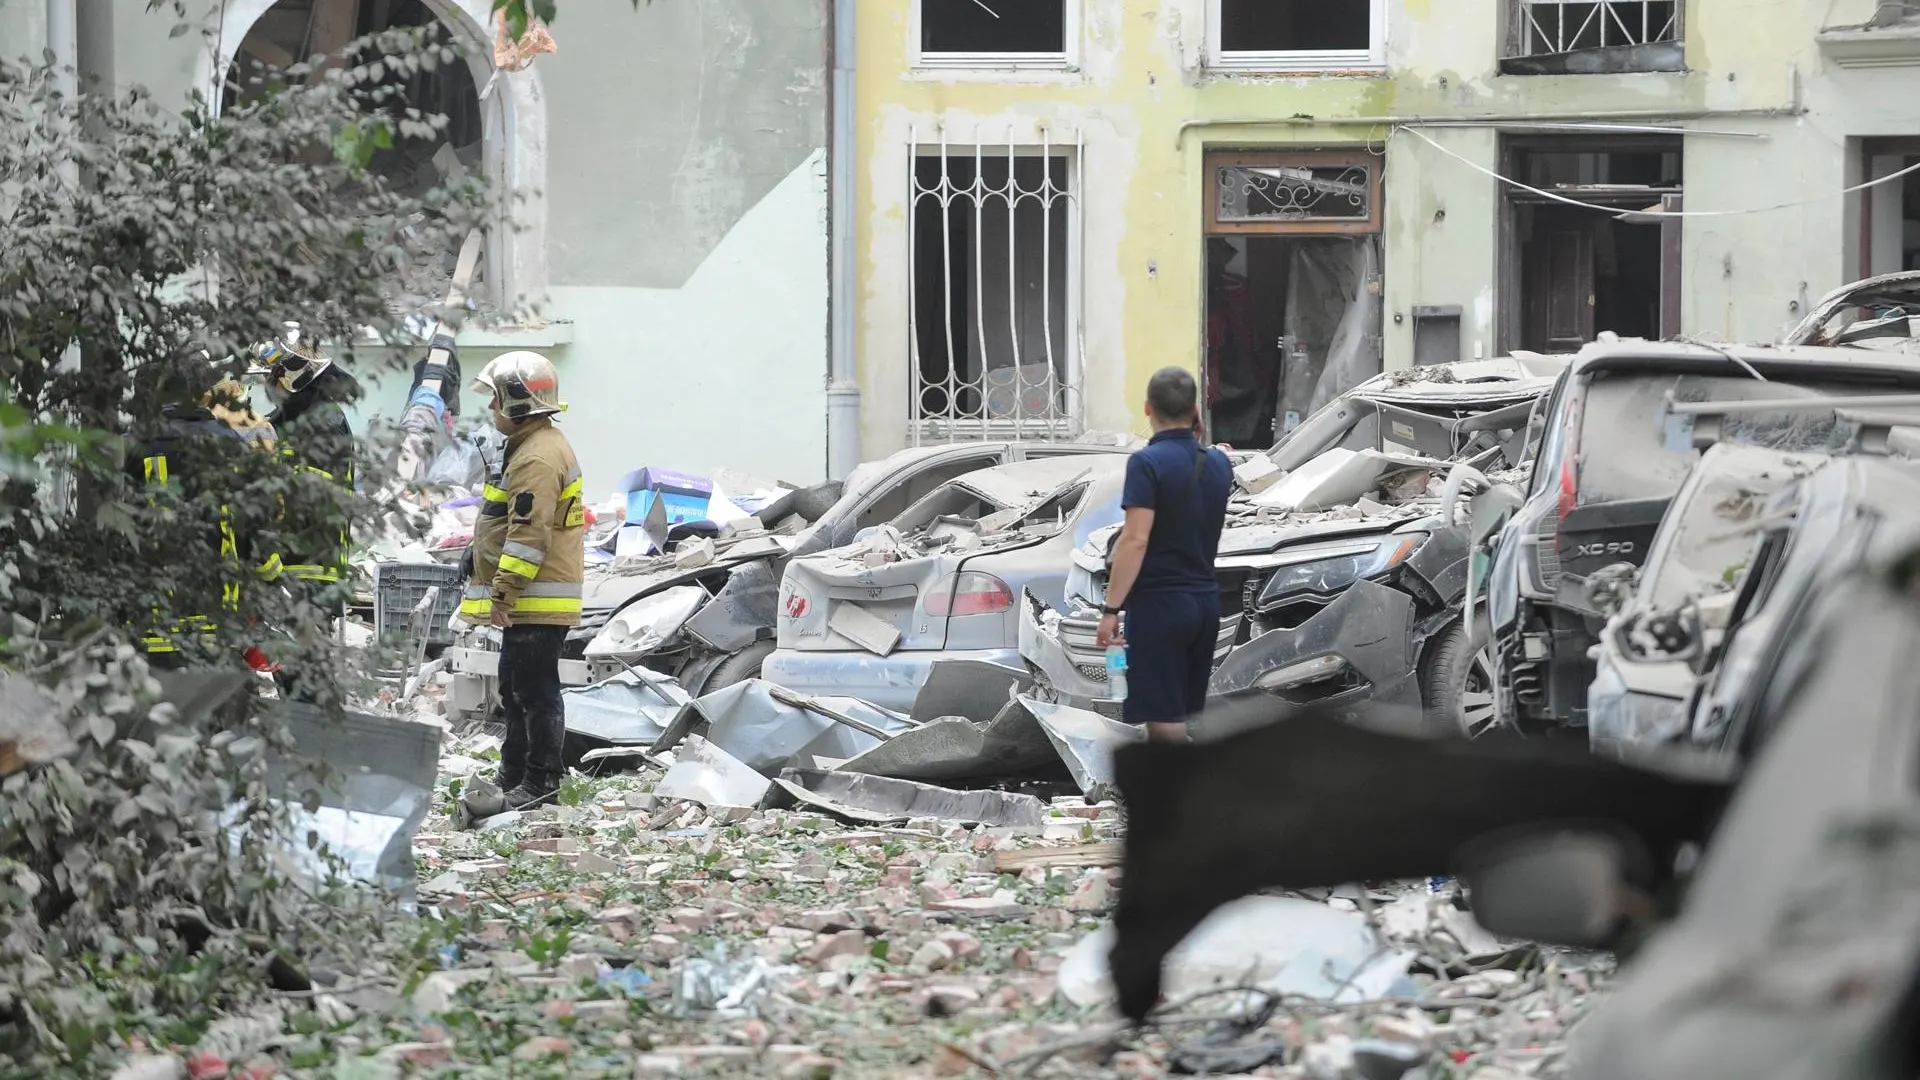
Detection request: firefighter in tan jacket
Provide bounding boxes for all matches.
[461,351,586,809]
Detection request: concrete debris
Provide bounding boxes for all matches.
[652,735,771,809]
[1058,895,1418,1011]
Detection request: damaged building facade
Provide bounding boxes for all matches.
[851,0,1920,454]
[0,0,832,490]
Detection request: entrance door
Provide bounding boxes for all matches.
[1534,221,1594,352]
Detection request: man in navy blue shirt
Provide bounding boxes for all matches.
[1096,367,1234,741]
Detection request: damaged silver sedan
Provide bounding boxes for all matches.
[765,456,1128,713]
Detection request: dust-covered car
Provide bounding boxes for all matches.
[1584,444,1822,755]
[1481,341,1920,731]
[1021,355,1568,735]
[765,456,1128,713]
[570,441,1125,698]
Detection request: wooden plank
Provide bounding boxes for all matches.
[304,0,360,72]
[993,842,1123,873]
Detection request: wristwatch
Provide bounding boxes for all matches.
[1099,603,1122,616]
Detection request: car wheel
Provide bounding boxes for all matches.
[1419,616,1500,738]
[706,639,776,694]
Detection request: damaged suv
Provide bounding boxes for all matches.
[1022,356,1568,734]
[1482,341,1920,730]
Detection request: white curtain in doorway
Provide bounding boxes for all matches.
[1279,236,1382,427]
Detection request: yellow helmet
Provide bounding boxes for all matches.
[473,350,564,421]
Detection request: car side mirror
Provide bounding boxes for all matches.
[853,526,879,544]
[1467,484,1525,543]
[1457,829,1640,949]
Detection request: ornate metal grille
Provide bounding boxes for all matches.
[908,124,1082,443]
[1518,0,1679,55]
[1215,163,1373,225]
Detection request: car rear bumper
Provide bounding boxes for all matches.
[762,647,1026,714]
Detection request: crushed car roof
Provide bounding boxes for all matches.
[1782,270,1920,348]
[952,454,1128,506]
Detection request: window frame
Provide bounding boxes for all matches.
[1206,0,1388,73]
[1205,149,1385,236]
[911,0,1080,70]
[907,138,1085,443]
[1504,0,1685,64]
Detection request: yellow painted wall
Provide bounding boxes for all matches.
[855,0,1920,456]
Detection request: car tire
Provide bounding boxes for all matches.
[706,639,777,694]
[1419,615,1499,738]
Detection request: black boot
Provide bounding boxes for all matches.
[502,781,558,811]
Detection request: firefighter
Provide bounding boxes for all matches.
[460,351,585,811]
[248,323,361,587]
[126,365,276,662]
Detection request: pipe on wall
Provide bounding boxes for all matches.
[825,0,861,481]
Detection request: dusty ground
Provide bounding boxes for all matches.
[127,744,1611,1080]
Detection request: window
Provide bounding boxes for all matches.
[1209,0,1387,72]
[915,0,1074,68]
[1504,0,1684,74]
[1208,151,1383,235]
[909,135,1080,442]
[856,456,999,529]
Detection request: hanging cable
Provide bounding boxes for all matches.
[1398,126,1920,219]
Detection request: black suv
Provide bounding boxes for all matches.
[1481,341,1920,729]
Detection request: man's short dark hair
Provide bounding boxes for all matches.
[1147,366,1200,422]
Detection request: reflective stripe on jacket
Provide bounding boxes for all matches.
[461,419,585,626]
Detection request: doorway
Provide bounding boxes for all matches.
[1858,138,1920,277]
[1204,150,1385,450]
[1499,137,1683,354]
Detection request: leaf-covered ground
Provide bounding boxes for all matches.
[103,735,1613,1080]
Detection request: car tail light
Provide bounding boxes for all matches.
[1556,458,1578,525]
[925,572,1014,617]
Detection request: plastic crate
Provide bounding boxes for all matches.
[373,561,465,647]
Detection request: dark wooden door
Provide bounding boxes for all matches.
[1532,224,1594,352]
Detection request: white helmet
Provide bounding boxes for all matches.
[247,321,332,394]
[473,350,564,421]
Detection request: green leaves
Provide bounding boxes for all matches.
[330,115,395,172]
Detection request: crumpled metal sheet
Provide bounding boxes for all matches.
[651,678,916,773]
[563,671,691,746]
[910,659,1037,723]
[772,767,1047,827]
[653,735,772,808]
[1021,697,1146,797]
[834,697,1058,783]
[257,703,442,907]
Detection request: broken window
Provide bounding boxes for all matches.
[1210,0,1385,70]
[224,0,489,310]
[1498,138,1682,354]
[1504,0,1685,74]
[910,139,1078,441]
[1204,152,1384,449]
[918,0,1071,65]
[1856,138,1920,277]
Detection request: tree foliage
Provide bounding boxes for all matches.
[492,0,655,42]
[0,27,491,1073]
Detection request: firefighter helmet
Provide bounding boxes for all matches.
[247,322,332,395]
[473,350,564,422]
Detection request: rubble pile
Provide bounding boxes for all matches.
[131,725,1608,1080]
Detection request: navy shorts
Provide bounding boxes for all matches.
[1123,589,1219,725]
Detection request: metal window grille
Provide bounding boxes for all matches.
[1518,0,1679,55]
[908,124,1082,444]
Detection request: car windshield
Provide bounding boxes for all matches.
[1576,372,1916,505]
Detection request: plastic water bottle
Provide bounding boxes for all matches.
[1105,645,1129,702]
